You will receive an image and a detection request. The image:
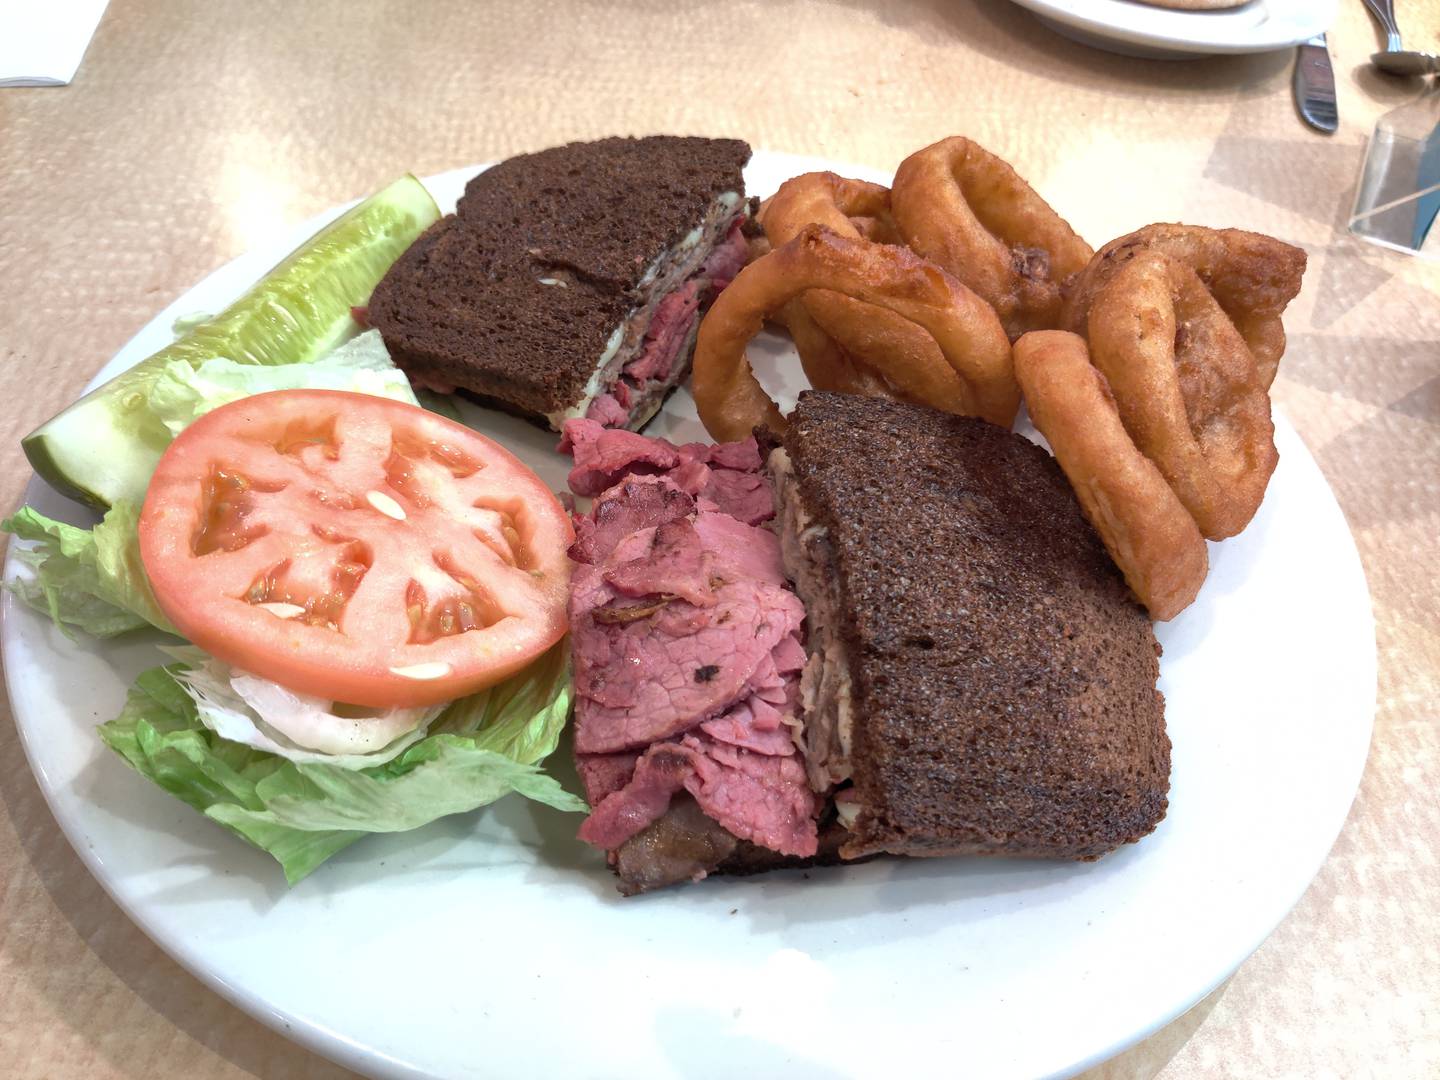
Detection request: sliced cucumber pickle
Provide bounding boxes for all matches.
[24,175,439,509]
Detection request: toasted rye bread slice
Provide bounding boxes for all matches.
[454,135,750,288]
[367,136,750,424]
[778,392,1170,861]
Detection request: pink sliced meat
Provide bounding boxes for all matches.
[623,280,702,384]
[667,458,711,497]
[701,468,774,525]
[578,733,818,857]
[568,477,694,565]
[686,435,762,473]
[571,578,804,753]
[744,649,795,708]
[700,219,750,292]
[563,419,681,495]
[689,737,817,855]
[562,418,768,501]
[700,696,797,757]
[691,511,787,586]
[603,518,715,608]
[576,751,641,806]
[564,417,821,869]
[772,632,807,675]
[578,744,693,849]
[584,391,634,430]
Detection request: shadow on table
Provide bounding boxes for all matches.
[0,699,359,1080]
[1350,63,1430,108]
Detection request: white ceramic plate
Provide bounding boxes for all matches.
[3,153,1375,1080]
[1008,0,1337,58]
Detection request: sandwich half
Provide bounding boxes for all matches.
[563,392,1170,894]
[367,136,752,431]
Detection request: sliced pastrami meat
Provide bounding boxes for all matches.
[603,518,716,608]
[563,420,820,885]
[568,477,695,565]
[572,577,804,753]
[579,732,818,857]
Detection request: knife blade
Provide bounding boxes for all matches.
[1294,34,1338,134]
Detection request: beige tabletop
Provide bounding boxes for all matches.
[1,1,1437,1077]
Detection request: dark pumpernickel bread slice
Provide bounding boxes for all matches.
[367,136,750,422]
[781,391,1170,861]
[368,215,631,417]
[454,135,751,287]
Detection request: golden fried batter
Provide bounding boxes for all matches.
[1013,331,1209,621]
[892,137,1094,341]
[762,172,970,410]
[1063,223,1306,388]
[694,225,1015,442]
[1087,252,1278,540]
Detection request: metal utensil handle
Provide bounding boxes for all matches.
[1361,0,1404,52]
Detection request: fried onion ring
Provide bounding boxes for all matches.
[1087,252,1278,540]
[1062,223,1306,388]
[779,299,898,400]
[752,190,897,399]
[760,171,892,240]
[1013,331,1208,621]
[762,173,973,412]
[752,198,891,396]
[850,212,904,245]
[753,186,901,253]
[891,137,1095,341]
[693,225,1016,443]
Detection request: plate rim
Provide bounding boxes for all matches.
[1007,0,1337,56]
[2,151,1377,1080]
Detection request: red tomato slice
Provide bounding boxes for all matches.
[139,389,573,708]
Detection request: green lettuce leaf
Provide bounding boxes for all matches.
[98,645,582,883]
[145,328,419,436]
[4,330,427,641]
[4,502,174,637]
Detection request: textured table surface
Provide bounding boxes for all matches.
[1,1,1436,1077]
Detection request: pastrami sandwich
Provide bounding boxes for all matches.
[368,136,753,432]
[562,392,1171,894]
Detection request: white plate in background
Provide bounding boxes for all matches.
[2,153,1374,1079]
[1009,0,1337,58]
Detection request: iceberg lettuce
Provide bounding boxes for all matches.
[99,644,583,883]
[145,329,418,435]
[4,502,173,638]
[4,331,423,639]
[7,329,580,886]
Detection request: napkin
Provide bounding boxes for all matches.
[0,0,110,87]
